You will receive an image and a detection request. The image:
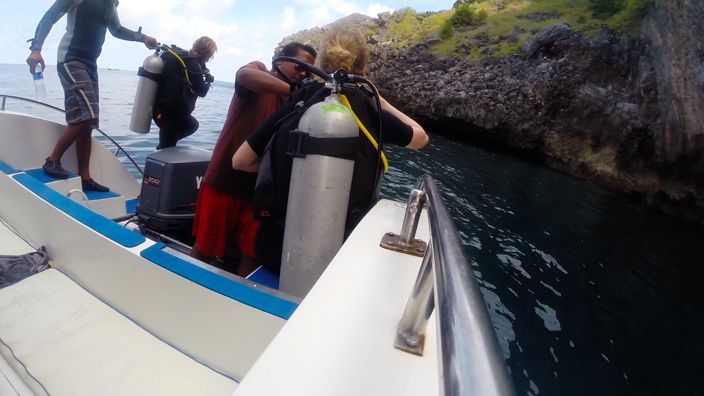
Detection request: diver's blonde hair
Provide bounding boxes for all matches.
[318,29,369,75]
[190,36,217,62]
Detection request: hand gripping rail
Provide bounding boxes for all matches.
[382,175,515,396]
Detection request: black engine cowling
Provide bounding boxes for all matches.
[136,147,211,239]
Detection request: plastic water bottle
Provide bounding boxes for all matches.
[33,64,46,99]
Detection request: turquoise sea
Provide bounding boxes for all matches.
[1,63,703,395]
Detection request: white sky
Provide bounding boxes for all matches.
[1,0,452,82]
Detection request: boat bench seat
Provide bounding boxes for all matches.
[0,269,237,396]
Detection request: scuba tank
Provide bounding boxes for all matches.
[279,93,359,298]
[129,52,164,133]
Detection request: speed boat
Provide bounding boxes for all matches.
[0,95,513,395]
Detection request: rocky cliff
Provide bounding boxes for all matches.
[279,5,704,223]
[640,1,704,176]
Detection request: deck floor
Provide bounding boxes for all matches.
[0,219,34,256]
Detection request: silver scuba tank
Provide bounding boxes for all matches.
[129,53,164,134]
[279,94,359,298]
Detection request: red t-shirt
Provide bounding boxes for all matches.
[203,61,287,197]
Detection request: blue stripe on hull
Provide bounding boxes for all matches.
[84,190,120,200]
[125,198,138,214]
[247,267,280,290]
[0,160,17,174]
[25,168,77,183]
[12,173,145,247]
[141,243,297,319]
[26,168,120,200]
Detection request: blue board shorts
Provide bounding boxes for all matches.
[57,60,99,128]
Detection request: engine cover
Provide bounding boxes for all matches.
[136,147,211,232]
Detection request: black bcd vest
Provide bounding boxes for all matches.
[155,45,196,113]
[253,82,384,234]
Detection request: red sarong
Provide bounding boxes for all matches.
[192,184,260,259]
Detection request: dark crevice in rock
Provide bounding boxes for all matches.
[418,117,547,164]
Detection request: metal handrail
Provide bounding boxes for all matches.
[0,94,144,176]
[389,175,515,396]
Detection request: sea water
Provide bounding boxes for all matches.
[1,64,702,395]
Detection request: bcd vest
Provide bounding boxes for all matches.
[253,82,385,234]
[155,45,196,113]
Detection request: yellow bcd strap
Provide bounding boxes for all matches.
[166,47,194,93]
[338,94,389,172]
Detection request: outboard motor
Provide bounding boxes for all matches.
[279,93,359,298]
[136,147,211,242]
[129,52,164,133]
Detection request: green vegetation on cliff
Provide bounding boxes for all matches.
[384,0,655,61]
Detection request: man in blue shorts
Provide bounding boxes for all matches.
[26,0,157,192]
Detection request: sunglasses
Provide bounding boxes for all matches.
[293,63,312,79]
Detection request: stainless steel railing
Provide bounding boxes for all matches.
[0,94,144,176]
[383,175,515,396]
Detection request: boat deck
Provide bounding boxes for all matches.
[0,219,34,256]
[0,268,238,395]
[0,220,36,395]
[0,216,239,395]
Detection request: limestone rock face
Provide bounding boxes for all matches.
[279,6,704,222]
[273,13,376,61]
[640,0,704,175]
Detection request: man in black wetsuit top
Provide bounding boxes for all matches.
[26,0,157,192]
[153,36,217,150]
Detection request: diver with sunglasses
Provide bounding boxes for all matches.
[191,42,317,276]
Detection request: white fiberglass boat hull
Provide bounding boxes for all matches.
[237,199,437,395]
[0,108,435,395]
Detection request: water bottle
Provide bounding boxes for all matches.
[33,64,47,99]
